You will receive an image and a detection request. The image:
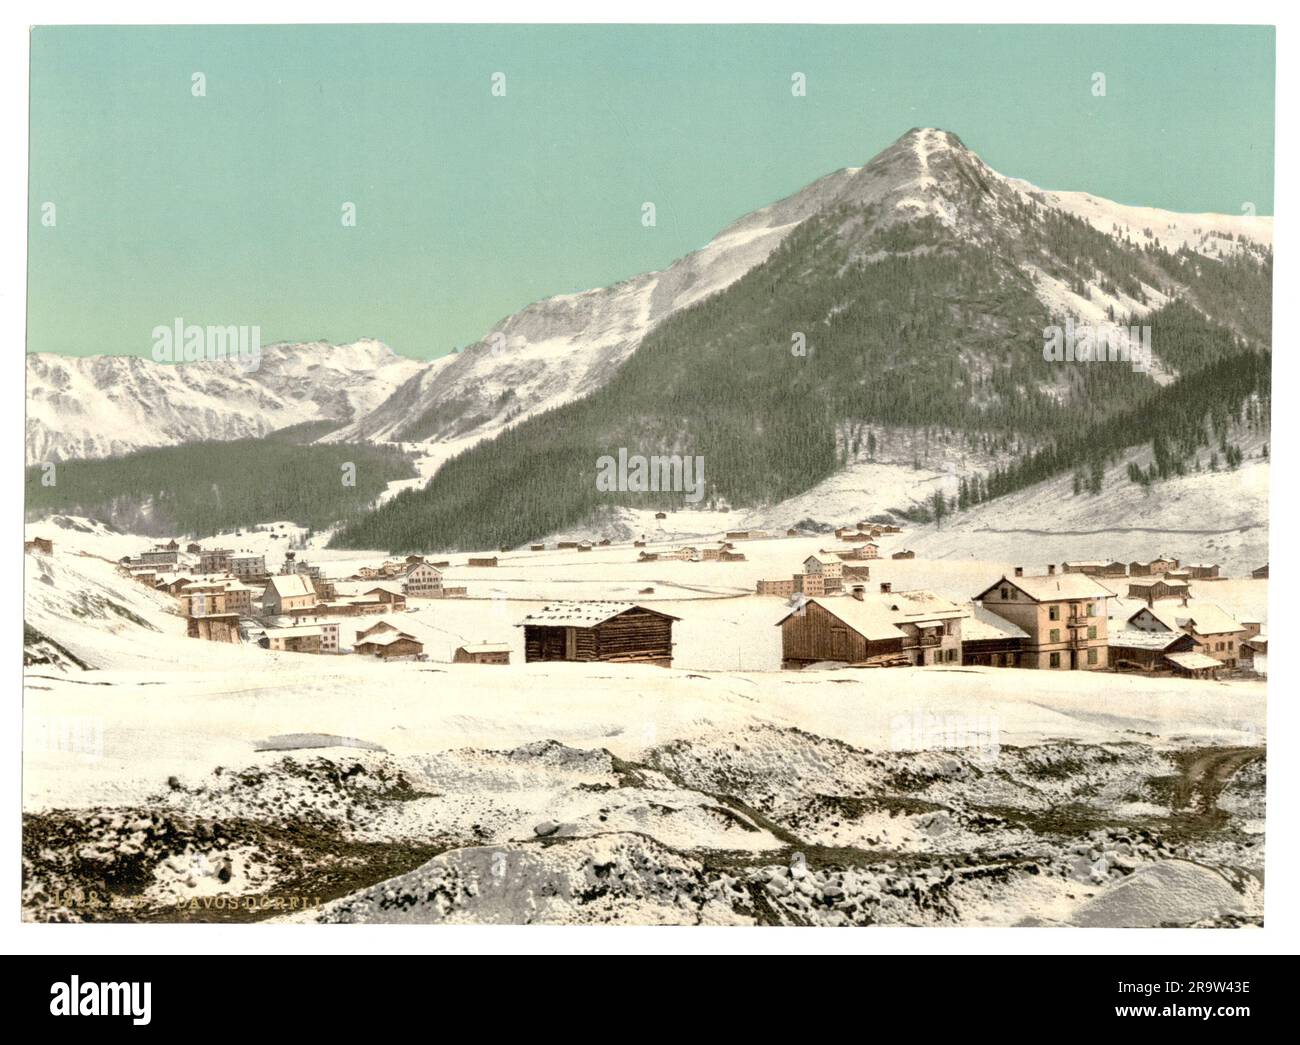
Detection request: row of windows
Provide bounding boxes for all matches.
[1047,603,1097,620]
[1048,648,1100,668]
[1047,626,1099,643]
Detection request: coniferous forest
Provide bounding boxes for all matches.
[25,434,416,538]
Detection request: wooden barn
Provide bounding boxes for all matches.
[518,602,679,667]
[1108,628,1204,674]
[354,627,424,660]
[774,596,908,669]
[1127,578,1190,603]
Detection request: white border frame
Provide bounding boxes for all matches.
[4,1,1293,956]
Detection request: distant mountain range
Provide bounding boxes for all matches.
[27,128,1273,553]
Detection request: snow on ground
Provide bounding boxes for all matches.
[23,515,1268,927]
[906,452,1269,577]
[24,655,1266,814]
[1011,182,1273,257]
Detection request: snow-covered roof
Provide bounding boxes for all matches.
[1128,577,1189,589]
[777,591,965,639]
[357,631,419,647]
[1165,651,1222,671]
[1109,629,1189,651]
[265,574,314,598]
[519,602,679,627]
[264,625,322,639]
[777,597,905,641]
[964,602,1029,641]
[884,589,967,622]
[1133,600,1243,636]
[457,642,511,654]
[977,574,1115,602]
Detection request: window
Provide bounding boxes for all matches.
[1049,652,1061,668]
[1049,629,1060,643]
[1000,587,1010,600]
[1088,626,1097,640]
[1086,602,1096,617]
[1049,605,1060,621]
[1087,648,1098,665]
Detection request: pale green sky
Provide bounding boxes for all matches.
[27,24,1275,361]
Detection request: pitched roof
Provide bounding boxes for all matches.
[357,631,420,647]
[266,574,315,598]
[1130,600,1243,636]
[775,597,906,641]
[1128,577,1189,589]
[974,574,1115,602]
[518,601,680,627]
[776,590,966,638]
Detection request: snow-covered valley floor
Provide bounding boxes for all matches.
[22,521,1268,927]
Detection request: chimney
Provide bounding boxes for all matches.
[1047,564,1056,576]
[880,582,892,594]
[1014,566,1024,577]
[851,585,865,601]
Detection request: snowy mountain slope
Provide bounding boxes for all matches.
[1008,178,1273,257]
[327,165,866,445]
[367,128,1270,462]
[330,128,1272,552]
[902,442,1270,575]
[26,339,422,464]
[27,129,1272,480]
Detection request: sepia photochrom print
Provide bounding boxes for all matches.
[16,15,1283,959]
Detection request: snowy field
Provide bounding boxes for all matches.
[22,517,1269,927]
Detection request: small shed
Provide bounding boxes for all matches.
[453,642,511,665]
